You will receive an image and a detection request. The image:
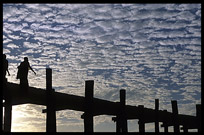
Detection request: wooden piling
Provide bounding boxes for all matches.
[182,126,188,133]
[163,124,168,133]
[115,115,121,132]
[155,99,159,133]
[196,104,201,132]
[2,78,6,131]
[171,100,179,132]
[3,78,12,132]
[114,90,128,132]
[84,80,94,132]
[46,68,56,132]
[138,105,145,133]
[4,101,12,132]
[120,89,127,132]
[163,110,168,133]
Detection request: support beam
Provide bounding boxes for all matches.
[120,89,127,132]
[163,124,168,133]
[112,116,120,132]
[163,110,168,133]
[182,126,188,133]
[3,78,12,132]
[4,101,12,132]
[155,99,159,133]
[138,105,145,133]
[196,104,201,132]
[2,78,6,131]
[84,80,94,132]
[114,90,128,132]
[46,68,56,132]
[115,115,121,132]
[171,100,179,133]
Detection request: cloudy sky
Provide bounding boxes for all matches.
[3,4,201,132]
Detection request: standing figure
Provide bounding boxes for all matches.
[17,57,36,91]
[3,54,10,79]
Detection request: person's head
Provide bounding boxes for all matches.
[24,57,28,62]
[3,54,6,59]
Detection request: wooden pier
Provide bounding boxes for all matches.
[2,68,201,132]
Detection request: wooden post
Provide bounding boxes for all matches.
[155,99,159,133]
[196,104,201,132]
[171,100,179,133]
[4,78,12,132]
[2,78,6,131]
[112,116,120,132]
[4,101,12,132]
[163,124,168,133]
[163,110,168,133]
[183,126,188,133]
[84,80,94,132]
[138,105,145,133]
[46,68,56,132]
[115,90,127,132]
[115,115,121,132]
[120,89,127,132]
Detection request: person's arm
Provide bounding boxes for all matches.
[6,60,10,76]
[7,69,10,76]
[29,64,36,75]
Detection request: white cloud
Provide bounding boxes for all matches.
[6,43,19,49]
[176,11,196,20]
[3,37,12,44]
[4,23,24,31]
[178,4,201,11]
[23,42,40,49]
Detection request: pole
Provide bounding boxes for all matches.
[155,99,159,133]
[163,110,168,133]
[120,89,127,132]
[3,78,12,132]
[138,105,145,133]
[196,104,201,132]
[46,68,56,132]
[171,100,179,132]
[84,80,94,132]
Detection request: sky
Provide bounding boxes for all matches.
[3,4,201,132]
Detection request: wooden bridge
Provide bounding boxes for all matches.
[2,68,201,132]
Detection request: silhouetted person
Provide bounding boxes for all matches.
[17,57,36,92]
[3,54,10,79]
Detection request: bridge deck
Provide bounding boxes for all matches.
[3,82,199,129]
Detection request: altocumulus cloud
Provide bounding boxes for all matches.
[3,4,201,132]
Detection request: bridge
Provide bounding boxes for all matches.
[2,68,201,132]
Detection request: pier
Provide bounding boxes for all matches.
[2,68,201,132]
